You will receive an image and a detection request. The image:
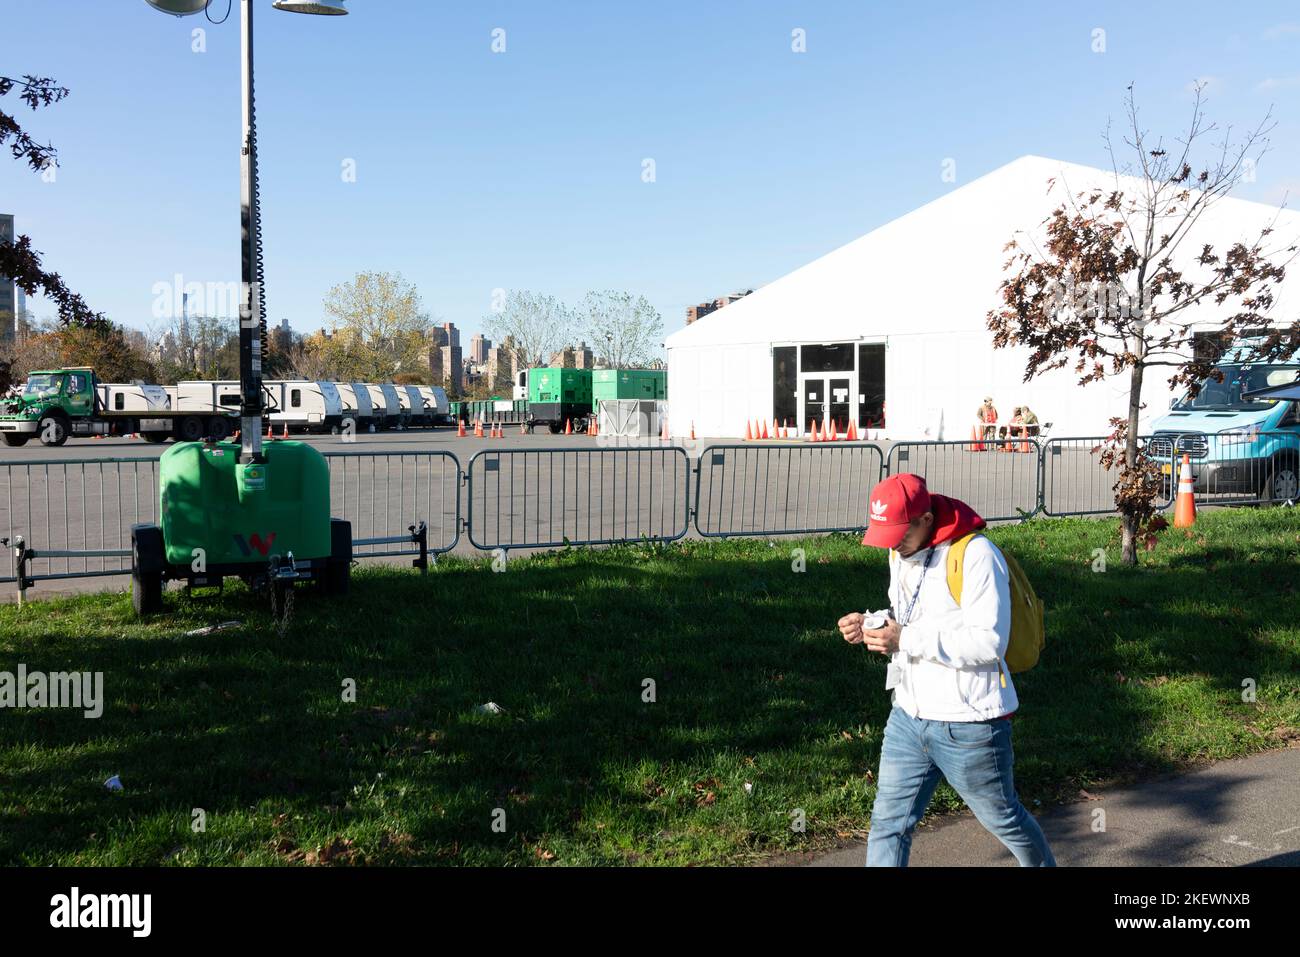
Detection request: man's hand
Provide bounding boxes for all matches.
[863,618,902,655]
[837,612,865,645]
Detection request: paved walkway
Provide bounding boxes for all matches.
[780,745,1300,867]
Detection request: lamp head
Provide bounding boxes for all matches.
[143,0,208,15]
[272,0,348,13]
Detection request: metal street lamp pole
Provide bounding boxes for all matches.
[238,0,263,462]
[143,0,347,462]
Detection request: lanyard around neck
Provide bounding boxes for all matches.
[897,546,936,626]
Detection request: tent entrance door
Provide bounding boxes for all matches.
[801,377,852,435]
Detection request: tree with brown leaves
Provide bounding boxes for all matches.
[988,85,1298,565]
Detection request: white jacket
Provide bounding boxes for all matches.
[886,534,1019,721]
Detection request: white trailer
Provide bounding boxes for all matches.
[364,384,401,429]
[418,385,449,425]
[167,380,266,442]
[264,380,343,433]
[96,382,170,415]
[337,382,378,433]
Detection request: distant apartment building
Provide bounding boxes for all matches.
[486,336,521,392]
[428,322,463,393]
[469,333,491,364]
[549,342,595,369]
[685,289,754,325]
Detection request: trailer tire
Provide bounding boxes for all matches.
[1,433,29,447]
[548,421,561,434]
[130,524,166,616]
[207,417,231,441]
[141,432,169,444]
[177,416,205,443]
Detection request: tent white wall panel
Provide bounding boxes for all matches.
[665,155,1294,439]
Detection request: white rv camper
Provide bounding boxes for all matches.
[337,382,377,433]
[96,383,170,415]
[417,385,449,425]
[364,384,401,429]
[170,380,278,441]
[265,380,343,433]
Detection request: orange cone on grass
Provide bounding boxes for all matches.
[1173,454,1197,528]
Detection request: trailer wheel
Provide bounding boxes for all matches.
[38,414,68,447]
[1,433,29,447]
[141,432,169,444]
[130,524,166,616]
[178,416,205,442]
[548,421,561,434]
[207,417,231,441]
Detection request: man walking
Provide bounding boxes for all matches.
[838,473,1055,867]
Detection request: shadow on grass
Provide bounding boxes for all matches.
[1,518,1297,865]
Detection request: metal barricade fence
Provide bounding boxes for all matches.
[1,451,462,589]
[693,443,885,537]
[1148,431,1300,506]
[1041,436,1175,516]
[466,446,690,550]
[886,439,1040,522]
[0,457,160,584]
[323,450,461,559]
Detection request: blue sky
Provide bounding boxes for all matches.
[3,1,1299,346]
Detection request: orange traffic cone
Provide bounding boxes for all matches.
[775,422,784,440]
[589,415,598,437]
[827,419,837,442]
[760,420,769,440]
[1173,454,1197,528]
[968,425,984,452]
[745,421,753,441]
[847,420,858,441]
[810,420,821,443]
[565,418,572,435]
[690,421,696,440]
[457,419,467,437]
[233,430,240,441]
[281,424,289,439]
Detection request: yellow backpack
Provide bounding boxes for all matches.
[945,533,1045,687]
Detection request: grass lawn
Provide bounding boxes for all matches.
[1,508,1298,865]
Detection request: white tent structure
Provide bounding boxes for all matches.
[665,155,1298,440]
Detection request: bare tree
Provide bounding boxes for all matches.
[988,84,1298,565]
[484,290,574,368]
[579,290,664,368]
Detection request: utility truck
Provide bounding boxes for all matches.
[0,368,239,447]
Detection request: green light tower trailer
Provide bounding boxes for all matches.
[130,0,351,614]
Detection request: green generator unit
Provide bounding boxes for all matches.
[593,369,667,402]
[527,367,593,433]
[130,440,350,613]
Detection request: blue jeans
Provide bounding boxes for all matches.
[865,704,1056,866]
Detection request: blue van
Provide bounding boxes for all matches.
[1150,349,1300,502]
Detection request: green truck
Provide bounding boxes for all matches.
[0,367,237,448]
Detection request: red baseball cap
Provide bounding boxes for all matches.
[862,473,932,548]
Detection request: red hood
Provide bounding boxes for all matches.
[927,494,986,546]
